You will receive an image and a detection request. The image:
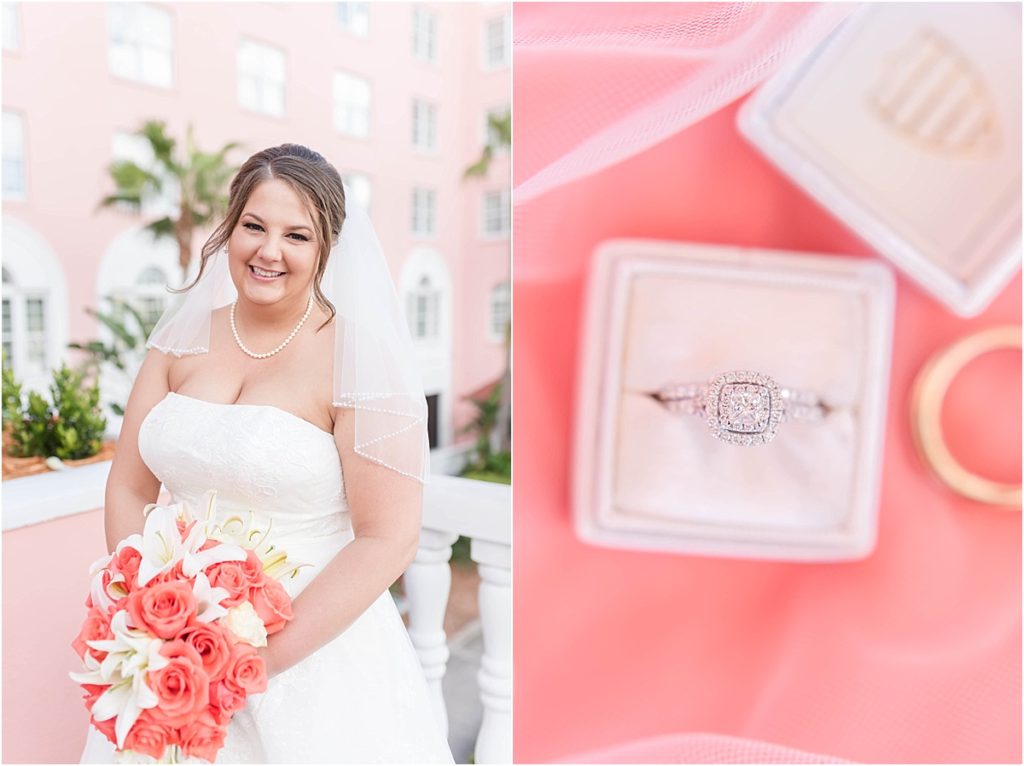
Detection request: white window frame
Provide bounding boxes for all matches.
[237,39,287,118]
[481,189,510,239]
[1,271,49,378]
[482,12,510,71]
[3,109,26,200]
[412,6,437,63]
[336,2,370,37]
[333,71,372,138]
[110,265,169,330]
[3,3,19,51]
[412,99,437,152]
[342,172,372,217]
[406,274,441,341]
[489,281,510,343]
[1,217,69,392]
[108,3,174,89]
[411,188,437,238]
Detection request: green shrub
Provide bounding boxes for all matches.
[5,363,107,460]
[2,357,22,426]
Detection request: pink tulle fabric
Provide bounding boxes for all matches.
[512,3,1022,763]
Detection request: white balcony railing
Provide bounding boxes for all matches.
[3,463,512,764]
[409,475,512,764]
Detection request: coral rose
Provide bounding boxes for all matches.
[72,607,112,662]
[178,622,233,682]
[145,640,210,729]
[81,683,106,713]
[206,560,250,608]
[209,679,247,724]
[125,580,196,639]
[90,712,117,747]
[110,547,142,590]
[249,578,293,636]
[223,642,268,697]
[179,709,228,763]
[122,709,175,760]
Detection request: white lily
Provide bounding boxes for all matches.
[69,611,168,749]
[208,508,308,581]
[122,496,246,588]
[83,611,169,684]
[191,571,231,623]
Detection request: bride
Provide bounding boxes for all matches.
[79,144,455,763]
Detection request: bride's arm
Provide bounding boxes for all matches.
[259,407,422,678]
[103,349,171,553]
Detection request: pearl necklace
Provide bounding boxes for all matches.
[230,295,313,359]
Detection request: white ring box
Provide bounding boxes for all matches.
[738,3,1021,318]
[573,240,895,561]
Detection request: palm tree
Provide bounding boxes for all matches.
[465,109,512,456]
[99,121,241,282]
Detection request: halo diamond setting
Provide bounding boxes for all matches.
[653,370,824,446]
[704,371,783,446]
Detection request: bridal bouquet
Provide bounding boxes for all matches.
[70,491,304,763]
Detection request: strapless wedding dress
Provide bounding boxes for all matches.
[79,392,454,764]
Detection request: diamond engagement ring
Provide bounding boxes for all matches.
[651,370,830,446]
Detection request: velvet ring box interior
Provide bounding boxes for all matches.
[573,241,896,561]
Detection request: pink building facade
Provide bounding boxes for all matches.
[1,1,511,471]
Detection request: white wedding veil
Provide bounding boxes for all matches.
[146,180,430,483]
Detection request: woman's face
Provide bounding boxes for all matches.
[228,178,320,308]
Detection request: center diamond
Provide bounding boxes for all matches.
[718,384,771,433]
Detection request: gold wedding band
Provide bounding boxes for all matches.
[910,325,1022,508]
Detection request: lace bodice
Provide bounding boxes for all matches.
[139,392,350,541]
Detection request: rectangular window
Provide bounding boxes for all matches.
[412,99,437,151]
[108,3,174,88]
[482,189,510,237]
[3,3,19,51]
[237,39,286,117]
[336,2,369,37]
[333,71,371,138]
[342,172,372,216]
[484,13,510,70]
[490,282,510,341]
[138,296,164,327]
[2,110,25,199]
[2,297,13,365]
[411,188,437,237]
[412,6,437,62]
[24,296,46,374]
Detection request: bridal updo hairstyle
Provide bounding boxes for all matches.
[177,143,346,331]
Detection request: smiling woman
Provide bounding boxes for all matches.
[76,144,452,763]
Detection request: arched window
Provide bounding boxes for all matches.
[1,265,50,377]
[98,227,178,341]
[134,265,169,327]
[407,274,440,340]
[2,268,13,365]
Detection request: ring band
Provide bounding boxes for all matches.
[652,370,831,446]
[910,325,1022,508]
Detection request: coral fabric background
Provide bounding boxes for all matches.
[512,7,1022,764]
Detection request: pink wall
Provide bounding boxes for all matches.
[2,509,105,763]
[2,1,510,450]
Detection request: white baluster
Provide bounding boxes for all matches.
[405,528,459,736]
[472,538,512,764]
